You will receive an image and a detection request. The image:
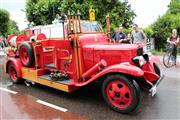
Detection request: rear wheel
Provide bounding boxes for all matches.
[8,63,22,83]
[163,52,175,68]
[19,42,34,67]
[102,74,140,113]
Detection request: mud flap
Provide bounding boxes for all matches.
[149,75,165,96]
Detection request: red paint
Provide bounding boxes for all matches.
[16,34,27,43]
[27,34,35,41]
[5,27,160,88]
[4,58,22,77]
[4,20,163,113]
[5,29,159,89]
[7,34,16,46]
[9,65,18,82]
[37,33,47,41]
[106,80,132,109]
[19,46,30,65]
[142,61,160,82]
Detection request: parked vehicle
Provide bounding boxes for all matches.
[4,13,163,114]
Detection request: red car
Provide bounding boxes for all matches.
[4,14,163,114]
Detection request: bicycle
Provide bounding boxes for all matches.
[163,43,177,68]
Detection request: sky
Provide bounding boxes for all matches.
[128,0,171,28]
[0,0,171,30]
[0,0,27,30]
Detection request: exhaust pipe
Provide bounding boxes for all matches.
[82,59,107,79]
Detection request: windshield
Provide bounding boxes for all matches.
[81,21,103,33]
[27,20,103,39]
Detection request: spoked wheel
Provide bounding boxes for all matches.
[163,52,175,68]
[8,63,22,83]
[102,75,140,113]
[19,42,34,67]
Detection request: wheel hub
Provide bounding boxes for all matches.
[106,80,132,108]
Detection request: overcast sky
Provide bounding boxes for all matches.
[0,0,171,30]
[128,0,171,28]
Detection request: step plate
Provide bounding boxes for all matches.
[39,74,72,85]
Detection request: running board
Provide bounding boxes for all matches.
[39,74,73,85]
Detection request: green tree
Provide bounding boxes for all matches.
[0,9,10,36]
[147,0,180,50]
[25,0,135,29]
[8,20,20,35]
[0,9,19,36]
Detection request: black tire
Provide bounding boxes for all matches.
[102,74,140,114]
[19,42,34,67]
[163,53,175,68]
[8,62,22,83]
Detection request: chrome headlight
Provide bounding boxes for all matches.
[132,55,147,67]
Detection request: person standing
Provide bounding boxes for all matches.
[131,24,147,46]
[52,14,60,24]
[113,26,126,43]
[167,29,179,63]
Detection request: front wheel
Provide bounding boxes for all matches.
[163,52,175,68]
[102,74,140,113]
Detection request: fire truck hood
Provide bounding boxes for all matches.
[83,43,142,51]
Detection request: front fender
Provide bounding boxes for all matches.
[4,57,22,77]
[98,62,144,77]
[75,62,144,87]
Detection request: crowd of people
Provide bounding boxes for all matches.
[111,24,147,45]
[111,24,179,58]
[52,12,67,24]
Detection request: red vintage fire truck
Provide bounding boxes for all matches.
[4,13,163,113]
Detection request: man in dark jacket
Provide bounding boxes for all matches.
[113,27,126,43]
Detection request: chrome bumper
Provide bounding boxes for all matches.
[149,74,165,96]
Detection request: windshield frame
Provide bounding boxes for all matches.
[80,20,104,33]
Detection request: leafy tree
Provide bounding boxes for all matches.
[0,9,19,37]
[147,0,180,50]
[8,20,20,35]
[143,26,154,38]
[25,0,135,29]
[0,9,10,36]
[168,0,180,14]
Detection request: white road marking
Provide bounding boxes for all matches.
[0,87,18,94]
[36,100,68,112]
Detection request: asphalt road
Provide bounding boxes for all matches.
[0,53,180,120]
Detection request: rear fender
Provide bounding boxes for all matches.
[4,57,22,77]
